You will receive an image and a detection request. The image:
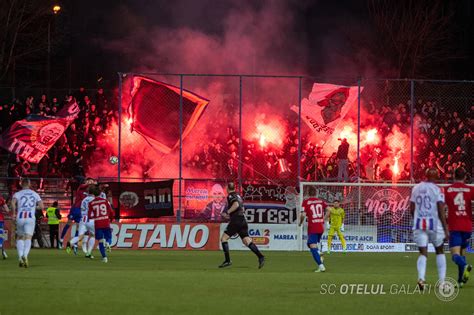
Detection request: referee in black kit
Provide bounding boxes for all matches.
[219,182,265,269]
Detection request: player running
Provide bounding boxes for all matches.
[0,194,11,259]
[444,167,472,287]
[219,182,265,269]
[324,198,346,254]
[67,186,96,258]
[59,177,96,248]
[410,168,449,291]
[88,185,114,263]
[299,187,327,272]
[11,178,44,268]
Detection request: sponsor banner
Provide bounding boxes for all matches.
[312,185,412,225]
[244,203,297,224]
[0,100,79,163]
[107,181,174,218]
[404,243,452,253]
[183,180,227,221]
[242,183,298,208]
[320,241,406,252]
[109,223,220,250]
[221,223,299,251]
[184,181,299,223]
[302,224,377,243]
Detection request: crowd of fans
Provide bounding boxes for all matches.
[185,98,473,184]
[0,88,472,185]
[0,87,116,189]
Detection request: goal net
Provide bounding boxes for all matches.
[299,181,416,252]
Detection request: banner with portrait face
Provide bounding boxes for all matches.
[183,180,228,222]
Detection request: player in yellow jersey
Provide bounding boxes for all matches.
[324,198,346,254]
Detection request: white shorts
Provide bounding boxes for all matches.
[413,228,445,248]
[78,221,95,236]
[16,219,35,237]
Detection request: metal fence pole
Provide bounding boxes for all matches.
[178,75,184,223]
[356,78,361,180]
[357,78,362,224]
[238,76,243,191]
[410,80,415,182]
[117,72,123,219]
[297,77,302,186]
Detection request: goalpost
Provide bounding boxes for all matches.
[298,182,416,253]
[299,181,474,253]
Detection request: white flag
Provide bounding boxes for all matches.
[291,83,362,136]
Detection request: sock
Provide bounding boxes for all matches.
[60,224,71,240]
[338,231,347,250]
[452,254,466,282]
[16,240,24,259]
[310,247,322,265]
[23,239,32,258]
[106,229,112,245]
[82,236,88,254]
[88,237,95,254]
[327,235,333,251]
[70,236,79,246]
[417,255,427,281]
[221,242,230,262]
[98,240,106,258]
[248,242,264,258]
[436,254,446,282]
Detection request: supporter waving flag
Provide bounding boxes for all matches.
[0,99,79,163]
[291,83,362,136]
[129,76,209,154]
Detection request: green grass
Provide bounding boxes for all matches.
[0,250,473,315]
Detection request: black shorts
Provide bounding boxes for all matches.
[224,216,249,239]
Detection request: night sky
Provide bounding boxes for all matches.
[18,0,474,88]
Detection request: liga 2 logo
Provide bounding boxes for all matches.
[365,189,409,223]
[249,228,270,245]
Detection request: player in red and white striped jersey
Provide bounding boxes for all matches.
[410,168,449,291]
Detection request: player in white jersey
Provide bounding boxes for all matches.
[67,185,95,258]
[410,168,449,290]
[11,178,44,268]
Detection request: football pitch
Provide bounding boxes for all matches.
[1,250,472,315]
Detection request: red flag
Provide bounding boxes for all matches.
[129,76,209,153]
[291,83,362,135]
[0,100,78,163]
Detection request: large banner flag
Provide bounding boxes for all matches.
[129,76,209,154]
[0,100,79,163]
[291,83,362,136]
[106,180,174,218]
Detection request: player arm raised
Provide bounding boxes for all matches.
[437,201,449,241]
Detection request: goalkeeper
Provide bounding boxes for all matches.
[324,198,346,254]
